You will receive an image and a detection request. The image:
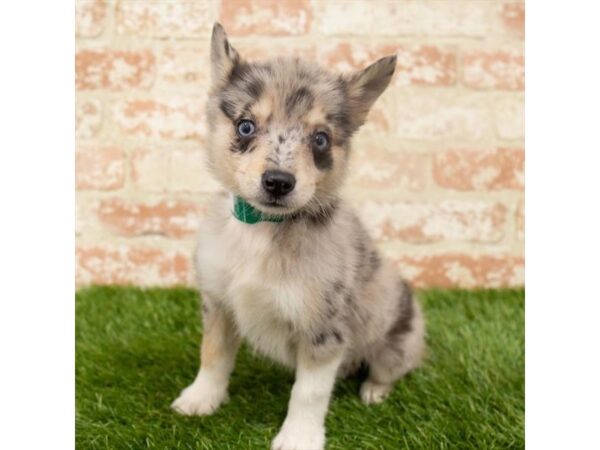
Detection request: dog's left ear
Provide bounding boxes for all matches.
[210,22,240,86]
[343,55,397,130]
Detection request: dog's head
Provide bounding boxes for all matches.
[205,23,396,218]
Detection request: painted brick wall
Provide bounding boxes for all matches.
[75,0,525,288]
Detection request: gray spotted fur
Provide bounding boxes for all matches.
[173,23,427,450]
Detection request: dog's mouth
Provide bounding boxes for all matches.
[260,199,287,208]
[249,195,300,216]
[242,185,314,217]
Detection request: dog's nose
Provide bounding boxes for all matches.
[261,170,296,197]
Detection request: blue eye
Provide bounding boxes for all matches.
[237,120,256,137]
[314,132,329,151]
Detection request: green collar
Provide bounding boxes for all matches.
[232,196,285,224]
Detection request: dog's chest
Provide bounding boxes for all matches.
[228,276,304,367]
[196,218,311,367]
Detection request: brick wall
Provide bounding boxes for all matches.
[75,0,525,288]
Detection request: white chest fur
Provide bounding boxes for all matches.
[195,211,311,367]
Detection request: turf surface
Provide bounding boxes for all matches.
[76,287,524,449]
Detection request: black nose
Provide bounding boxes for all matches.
[261,170,296,197]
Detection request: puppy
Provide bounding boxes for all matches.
[172,23,426,450]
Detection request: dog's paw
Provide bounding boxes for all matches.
[360,380,392,405]
[271,423,325,450]
[171,382,227,416]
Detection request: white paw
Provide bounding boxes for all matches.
[271,423,325,450]
[171,382,227,416]
[360,380,392,405]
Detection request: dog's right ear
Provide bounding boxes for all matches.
[210,23,240,87]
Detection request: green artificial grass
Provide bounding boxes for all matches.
[76,287,524,450]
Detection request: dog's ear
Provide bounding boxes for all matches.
[210,22,240,86]
[343,55,396,130]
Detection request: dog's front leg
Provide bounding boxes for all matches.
[172,298,240,416]
[272,342,344,450]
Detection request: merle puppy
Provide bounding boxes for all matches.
[172,23,426,450]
